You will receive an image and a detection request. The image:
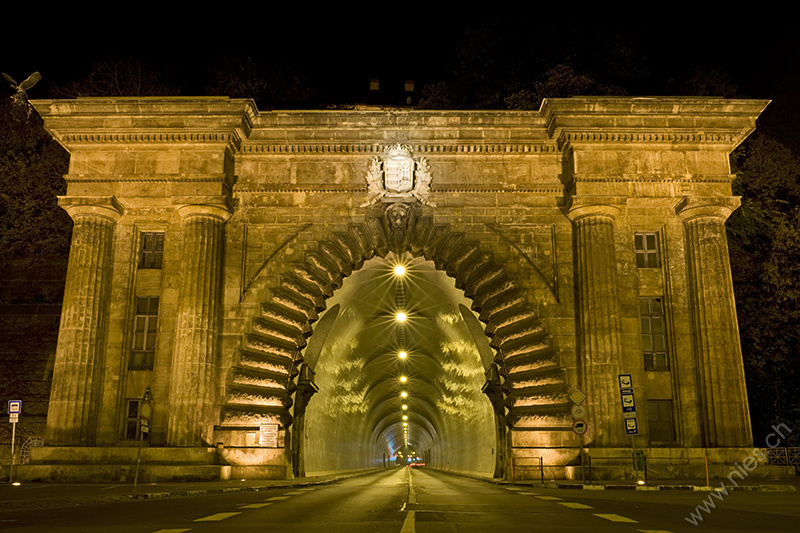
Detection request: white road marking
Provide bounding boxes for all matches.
[283,491,305,495]
[152,530,191,533]
[505,487,524,491]
[266,496,291,501]
[517,491,539,495]
[594,513,638,523]
[239,503,273,508]
[558,502,594,509]
[193,512,241,522]
[536,496,563,501]
[400,510,416,533]
[407,468,417,504]
[637,530,674,533]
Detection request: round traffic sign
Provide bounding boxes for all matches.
[572,419,588,435]
[571,404,586,419]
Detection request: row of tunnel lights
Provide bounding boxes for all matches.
[393,264,411,449]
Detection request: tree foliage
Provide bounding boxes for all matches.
[54,57,180,97]
[728,132,800,444]
[0,93,71,267]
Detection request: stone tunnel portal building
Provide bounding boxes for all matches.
[23,96,769,481]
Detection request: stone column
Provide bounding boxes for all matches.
[676,197,752,447]
[167,204,230,446]
[46,197,123,445]
[566,198,627,447]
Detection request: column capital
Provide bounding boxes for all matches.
[675,196,741,223]
[57,196,124,223]
[174,196,233,222]
[564,195,626,222]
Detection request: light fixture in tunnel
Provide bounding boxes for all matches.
[399,375,407,383]
[393,264,406,277]
[401,404,408,410]
[395,311,407,322]
[398,350,408,359]
[402,415,408,420]
[403,422,408,426]
[400,391,408,398]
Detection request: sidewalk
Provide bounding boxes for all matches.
[497,476,800,492]
[0,469,380,512]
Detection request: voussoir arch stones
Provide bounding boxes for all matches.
[222,207,570,430]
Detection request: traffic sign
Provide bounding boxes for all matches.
[569,388,586,406]
[8,400,21,415]
[139,401,152,421]
[572,419,588,435]
[9,414,19,423]
[618,374,633,390]
[624,417,639,435]
[620,391,636,412]
[571,404,586,419]
[140,419,149,433]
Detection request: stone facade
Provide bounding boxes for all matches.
[22,96,771,481]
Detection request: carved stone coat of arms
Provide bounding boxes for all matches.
[361,144,435,207]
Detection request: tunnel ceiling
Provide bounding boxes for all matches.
[306,253,493,455]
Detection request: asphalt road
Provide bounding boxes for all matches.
[1,468,799,532]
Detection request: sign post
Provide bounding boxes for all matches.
[133,388,152,494]
[617,374,643,482]
[569,389,587,483]
[8,400,21,484]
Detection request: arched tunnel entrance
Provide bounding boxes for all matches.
[297,254,498,477]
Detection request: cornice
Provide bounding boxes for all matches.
[64,173,229,183]
[60,132,241,145]
[232,185,565,194]
[238,143,559,155]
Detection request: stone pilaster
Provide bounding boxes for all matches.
[676,197,752,447]
[566,197,627,447]
[167,204,231,446]
[46,197,123,445]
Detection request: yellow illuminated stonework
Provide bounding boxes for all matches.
[19,96,779,483]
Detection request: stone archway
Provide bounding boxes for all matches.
[223,203,571,477]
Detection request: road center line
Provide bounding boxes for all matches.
[152,529,191,533]
[284,491,305,495]
[400,510,416,533]
[407,468,417,504]
[594,513,638,523]
[266,496,291,501]
[536,496,562,501]
[240,503,273,508]
[193,512,241,522]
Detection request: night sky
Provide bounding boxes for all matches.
[3,13,798,110]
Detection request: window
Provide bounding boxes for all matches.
[647,399,675,442]
[124,399,148,440]
[369,79,380,91]
[640,297,669,371]
[139,232,164,269]
[634,232,660,268]
[130,297,158,371]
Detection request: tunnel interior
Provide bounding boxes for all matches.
[300,254,497,476]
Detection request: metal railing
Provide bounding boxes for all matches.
[767,447,800,474]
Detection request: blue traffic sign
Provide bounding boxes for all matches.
[620,391,636,412]
[625,417,639,435]
[8,400,21,415]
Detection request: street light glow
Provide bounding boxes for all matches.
[399,375,407,383]
[400,391,408,398]
[393,265,406,277]
[402,404,408,410]
[398,350,407,359]
[395,312,407,322]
